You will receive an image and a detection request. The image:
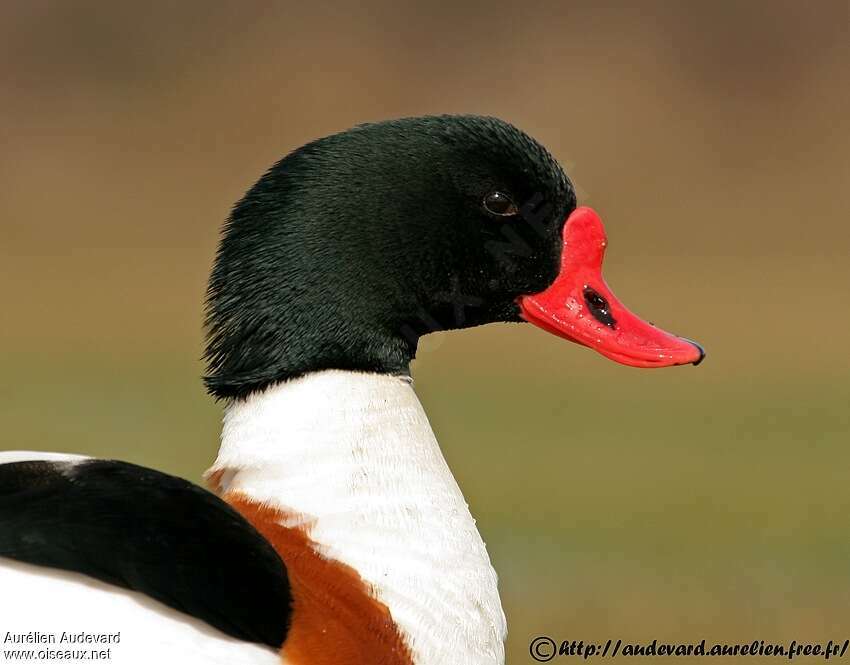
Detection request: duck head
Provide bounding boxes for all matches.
[205,115,703,399]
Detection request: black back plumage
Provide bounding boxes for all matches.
[0,460,291,648]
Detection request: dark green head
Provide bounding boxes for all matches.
[205,115,576,399]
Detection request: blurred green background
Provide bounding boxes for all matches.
[2,1,849,662]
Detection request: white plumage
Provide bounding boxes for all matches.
[0,559,280,665]
[209,370,507,665]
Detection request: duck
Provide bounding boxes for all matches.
[0,115,704,665]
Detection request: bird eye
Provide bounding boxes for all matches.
[483,191,518,217]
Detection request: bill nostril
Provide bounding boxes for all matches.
[583,285,617,329]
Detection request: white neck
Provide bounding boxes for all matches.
[207,370,506,665]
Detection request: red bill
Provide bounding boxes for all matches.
[518,207,704,368]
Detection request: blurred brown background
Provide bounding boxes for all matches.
[2,1,849,662]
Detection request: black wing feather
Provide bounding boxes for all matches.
[0,459,291,648]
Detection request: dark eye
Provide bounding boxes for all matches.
[483,191,518,217]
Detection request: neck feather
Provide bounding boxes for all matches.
[207,370,506,665]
